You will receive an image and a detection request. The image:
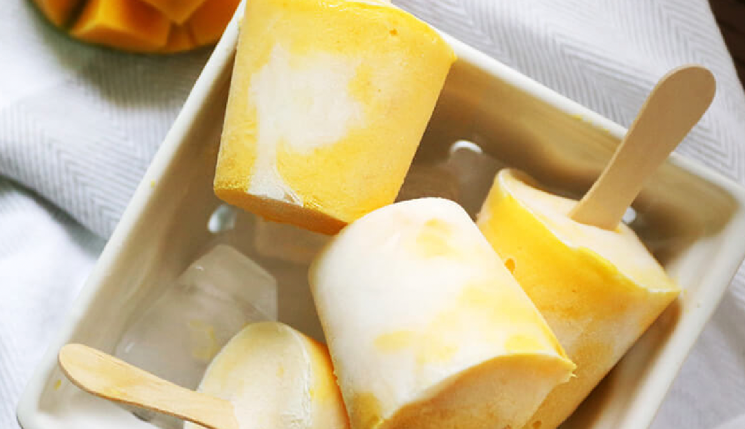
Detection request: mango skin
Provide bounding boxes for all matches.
[477,169,680,429]
[31,0,239,53]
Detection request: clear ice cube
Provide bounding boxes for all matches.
[253,218,330,264]
[115,244,277,393]
[207,204,238,234]
[396,164,460,202]
[442,140,504,216]
[397,140,504,217]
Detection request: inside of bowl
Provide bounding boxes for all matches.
[29,52,742,429]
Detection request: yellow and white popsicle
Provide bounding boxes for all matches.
[214,0,455,234]
[185,322,349,429]
[310,198,575,429]
[477,169,680,429]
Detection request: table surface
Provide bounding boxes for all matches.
[711,0,745,84]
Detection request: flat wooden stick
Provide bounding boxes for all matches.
[569,65,716,229]
[58,343,239,429]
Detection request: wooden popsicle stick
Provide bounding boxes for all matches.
[569,65,716,230]
[58,344,239,429]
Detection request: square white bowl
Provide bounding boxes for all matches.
[17,4,745,429]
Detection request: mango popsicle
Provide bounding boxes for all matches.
[214,0,455,234]
[477,169,680,429]
[185,322,349,429]
[309,198,575,429]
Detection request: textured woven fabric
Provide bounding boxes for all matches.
[1,0,744,428]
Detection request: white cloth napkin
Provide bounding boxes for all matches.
[1,0,744,428]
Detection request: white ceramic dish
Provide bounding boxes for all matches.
[17,3,745,429]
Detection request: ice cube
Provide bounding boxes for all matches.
[622,206,637,224]
[442,140,504,216]
[115,244,277,394]
[178,244,277,321]
[207,204,238,234]
[397,141,503,216]
[253,218,331,264]
[396,163,460,202]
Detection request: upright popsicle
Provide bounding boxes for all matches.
[477,66,714,429]
[477,169,680,429]
[214,0,455,234]
[310,198,575,429]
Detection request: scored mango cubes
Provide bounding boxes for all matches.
[32,0,240,53]
[214,0,456,234]
[33,0,80,26]
[70,0,171,52]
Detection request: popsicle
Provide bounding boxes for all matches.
[477,169,680,429]
[59,322,349,429]
[214,0,455,234]
[476,65,714,429]
[186,321,349,429]
[309,198,575,429]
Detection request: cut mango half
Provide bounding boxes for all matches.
[31,0,240,53]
